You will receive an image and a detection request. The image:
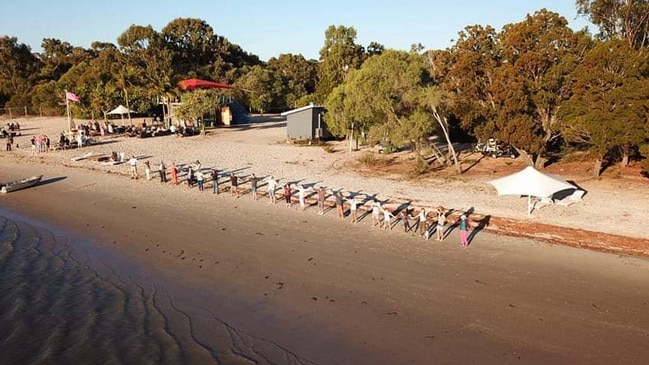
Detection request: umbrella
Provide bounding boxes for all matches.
[178,78,235,91]
[488,166,576,215]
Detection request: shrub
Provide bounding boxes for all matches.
[358,151,378,166]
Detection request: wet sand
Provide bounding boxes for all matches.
[1,159,649,364]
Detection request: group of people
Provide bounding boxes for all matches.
[126,159,473,246]
[2,122,21,152]
[30,134,51,154]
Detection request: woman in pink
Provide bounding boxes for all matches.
[459,214,470,246]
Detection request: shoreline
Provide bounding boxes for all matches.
[2,154,649,364]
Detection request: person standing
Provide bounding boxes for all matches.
[6,133,12,151]
[159,161,167,183]
[297,184,310,211]
[334,191,344,219]
[211,169,219,194]
[436,207,446,241]
[171,162,178,185]
[128,155,139,180]
[459,214,470,246]
[267,176,278,204]
[230,173,239,197]
[400,210,411,233]
[196,170,204,192]
[250,173,259,201]
[283,184,292,207]
[187,166,195,188]
[317,186,326,215]
[346,196,359,223]
[416,208,428,237]
[371,200,382,227]
[144,160,151,180]
[381,206,394,230]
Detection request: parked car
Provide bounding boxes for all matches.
[475,139,518,159]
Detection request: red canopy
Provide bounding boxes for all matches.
[178,78,235,91]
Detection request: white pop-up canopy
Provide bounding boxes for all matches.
[107,105,137,126]
[488,166,576,215]
[107,105,136,115]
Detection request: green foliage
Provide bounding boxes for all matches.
[175,89,226,130]
[577,0,649,49]
[439,10,592,165]
[0,36,41,107]
[235,65,282,114]
[315,25,365,103]
[322,144,335,153]
[357,151,379,166]
[559,39,649,160]
[267,54,318,109]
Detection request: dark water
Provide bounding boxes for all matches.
[0,211,311,365]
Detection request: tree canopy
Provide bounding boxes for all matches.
[1,7,648,176]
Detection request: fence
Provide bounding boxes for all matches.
[0,106,63,119]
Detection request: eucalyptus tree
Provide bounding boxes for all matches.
[325,49,460,172]
[118,24,174,116]
[235,65,282,114]
[267,53,318,109]
[161,18,217,77]
[0,36,41,107]
[174,89,225,134]
[434,24,500,136]
[78,43,123,119]
[577,0,649,49]
[315,25,365,103]
[559,39,649,176]
[494,10,591,167]
[38,38,92,84]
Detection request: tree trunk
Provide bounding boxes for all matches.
[431,107,461,174]
[516,149,534,166]
[593,158,603,178]
[430,143,447,166]
[124,88,132,126]
[534,155,547,169]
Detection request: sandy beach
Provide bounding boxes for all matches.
[2,117,649,364]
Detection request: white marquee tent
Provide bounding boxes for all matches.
[488,166,577,215]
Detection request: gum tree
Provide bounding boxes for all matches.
[559,39,649,176]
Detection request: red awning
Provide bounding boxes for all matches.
[178,78,235,91]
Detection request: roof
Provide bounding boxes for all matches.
[280,104,324,117]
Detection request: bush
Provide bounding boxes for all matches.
[322,144,335,153]
[410,155,428,176]
[358,151,378,166]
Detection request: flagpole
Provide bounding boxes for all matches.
[65,89,72,132]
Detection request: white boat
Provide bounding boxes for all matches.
[0,175,43,193]
[71,152,95,161]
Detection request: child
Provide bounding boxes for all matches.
[459,214,470,246]
[381,206,394,230]
[436,207,446,241]
[284,184,292,207]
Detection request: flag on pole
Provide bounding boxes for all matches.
[66,91,80,102]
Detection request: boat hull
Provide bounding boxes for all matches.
[0,175,43,193]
